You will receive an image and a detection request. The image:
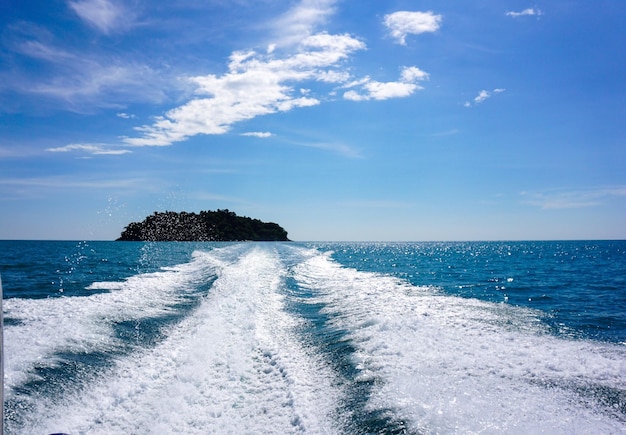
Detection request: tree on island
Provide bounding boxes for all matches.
[117,209,290,241]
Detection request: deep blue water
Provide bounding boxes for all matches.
[0,240,624,434]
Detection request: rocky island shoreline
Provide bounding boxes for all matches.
[117,209,290,241]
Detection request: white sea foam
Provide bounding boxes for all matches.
[18,246,340,434]
[293,251,626,434]
[7,244,624,434]
[3,247,220,390]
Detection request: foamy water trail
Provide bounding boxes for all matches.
[292,251,626,434]
[11,245,340,434]
[5,244,624,434]
[3,249,218,391]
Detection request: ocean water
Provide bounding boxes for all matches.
[0,240,624,434]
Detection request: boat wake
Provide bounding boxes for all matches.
[3,243,625,434]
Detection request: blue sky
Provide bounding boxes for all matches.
[1,0,625,241]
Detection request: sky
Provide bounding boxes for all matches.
[1,0,625,241]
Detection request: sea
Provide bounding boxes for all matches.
[0,240,624,434]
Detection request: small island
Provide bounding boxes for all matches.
[117,209,290,242]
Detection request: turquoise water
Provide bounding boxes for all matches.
[0,240,624,433]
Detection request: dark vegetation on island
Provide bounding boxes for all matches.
[117,209,290,241]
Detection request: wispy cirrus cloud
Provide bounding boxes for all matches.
[5,34,168,111]
[271,0,337,46]
[46,143,132,155]
[28,63,163,104]
[295,140,363,159]
[464,88,505,107]
[12,39,75,63]
[0,175,143,191]
[68,0,136,34]
[383,11,442,45]
[241,132,273,138]
[521,187,626,209]
[506,8,543,18]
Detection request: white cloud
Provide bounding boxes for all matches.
[343,90,367,102]
[506,8,543,18]
[116,112,135,119]
[521,187,626,209]
[342,76,371,89]
[401,66,429,82]
[241,132,273,138]
[384,11,442,45]
[474,90,491,104]
[46,143,132,155]
[343,66,428,101]
[271,0,337,46]
[125,32,366,147]
[315,70,351,83]
[68,0,133,34]
[364,81,418,100]
[464,88,506,107]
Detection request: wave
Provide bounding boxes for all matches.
[4,245,339,434]
[291,248,626,434]
[4,243,625,434]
